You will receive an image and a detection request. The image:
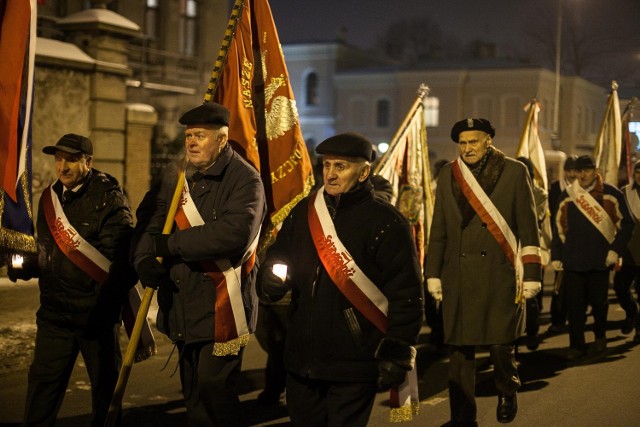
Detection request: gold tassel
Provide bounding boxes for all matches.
[134,343,158,363]
[212,333,250,356]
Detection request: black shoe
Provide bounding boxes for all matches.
[496,393,517,423]
[565,347,586,362]
[546,324,567,335]
[633,331,640,344]
[621,310,638,334]
[526,334,539,351]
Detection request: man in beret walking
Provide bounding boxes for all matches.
[425,118,542,425]
[131,102,266,426]
[8,134,137,426]
[551,155,633,361]
[258,132,424,426]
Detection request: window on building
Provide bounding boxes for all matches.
[423,97,439,127]
[376,99,390,128]
[145,0,159,39]
[179,0,198,56]
[305,72,318,106]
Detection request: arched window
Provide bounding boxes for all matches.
[376,99,390,128]
[305,72,318,106]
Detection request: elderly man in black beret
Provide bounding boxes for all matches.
[258,132,424,426]
[551,154,633,361]
[131,102,266,426]
[426,118,542,424]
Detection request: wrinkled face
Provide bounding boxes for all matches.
[54,150,92,189]
[565,169,578,183]
[184,125,228,169]
[634,167,640,186]
[322,155,370,196]
[458,130,492,165]
[577,167,597,189]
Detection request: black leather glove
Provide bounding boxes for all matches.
[154,234,172,258]
[7,253,38,282]
[259,265,289,302]
[377,360,408,391]
[136,257,170,290]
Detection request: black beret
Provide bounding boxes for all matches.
[315,132,373,161]
[450,118,495,142]
[42,133,93,155]
[575,155,596,170]
[563,155,579,171]
[179,102,230,126]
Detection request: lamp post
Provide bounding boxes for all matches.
[551,0,562,150]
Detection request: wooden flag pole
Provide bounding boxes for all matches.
[105,2,247,425]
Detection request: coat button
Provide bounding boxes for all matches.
[461,253,466,258]
[176,279,180,284]
[481,222,487,228]
[481,251,487,256]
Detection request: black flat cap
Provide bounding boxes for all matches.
[179,102,230,126]
[42,133,93,155]
[451,118,495,142]
[575,155,596,170]
[564,155,579,170]
[315,132,373,161]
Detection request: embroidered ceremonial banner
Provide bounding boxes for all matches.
[566,182,617,243]
[0,0,37,258]
[42,185,156,362]
[593,82,622,186]
[175,180,258,356]
[516,100,548,191]
[211,0,314,252]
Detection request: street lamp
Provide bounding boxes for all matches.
[551,0,562,150]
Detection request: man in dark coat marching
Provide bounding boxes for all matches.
[425,118,542,425]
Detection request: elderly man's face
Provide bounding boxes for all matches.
[577,167,597,189]
[184,125,228,169]
[54,150,92,189]
[458,130,492,165]
[322,155,370,196]
[565,169,578,183]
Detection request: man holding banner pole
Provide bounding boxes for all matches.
[132,102,266,426]
[426,118,542,425]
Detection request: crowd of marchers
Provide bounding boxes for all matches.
[6,103,639,427]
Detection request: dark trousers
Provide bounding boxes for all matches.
[178,341,246,427]
[550,271,568,327]
[565,270,610,350]
[286,372,377,427]
[525,297,540,337]
[613,264,640,325]
[448,345,520,423]
[22,317,121,427]
[255,303,288,398]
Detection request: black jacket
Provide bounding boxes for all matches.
[260,181,424,382]
[36,170,136,329]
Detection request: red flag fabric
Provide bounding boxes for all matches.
[0,0,37,258]
[212,0,314,251]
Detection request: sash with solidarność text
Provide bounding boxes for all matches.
[174,179,259,356]
[566,182,617,243]
[451,158,541,303]
[42,184,156,362]
[308,187,419,422]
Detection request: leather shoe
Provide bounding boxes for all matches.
[621,307,638,334]
[496,393,517,423]
[526,334,539,351]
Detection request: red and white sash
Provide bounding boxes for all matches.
[42,184,156,362]
[452,158,541,302]
[623,185,640,223]
[566,182,617,243]
[175,180,259,356]
[308,187,419,422]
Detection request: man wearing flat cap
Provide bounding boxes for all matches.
[258,132,423,426]
[131,102,266,426]
[10,133,137,426]
[552,155,633,361]
[426,118,542,424]
[546,154,580,335]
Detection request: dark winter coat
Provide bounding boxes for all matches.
[552,175,633,271]
[36,169,136,330]
[132,145,266,344]
[260,181,424,382]
[425,149,541,346]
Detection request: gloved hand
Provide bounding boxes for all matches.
[136,257,171,290]
[6,253,38,282]
[551,260,563,271]
[377,360,408,391]
[605,250,619,268]
[154,234,172,258]
[522,281,542,299]
[427,278,443,302]
[260,264,290,300]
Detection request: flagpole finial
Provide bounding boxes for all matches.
[417,84,430,99]
[611,81,618,91]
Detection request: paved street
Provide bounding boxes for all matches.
[1,274,640,426]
